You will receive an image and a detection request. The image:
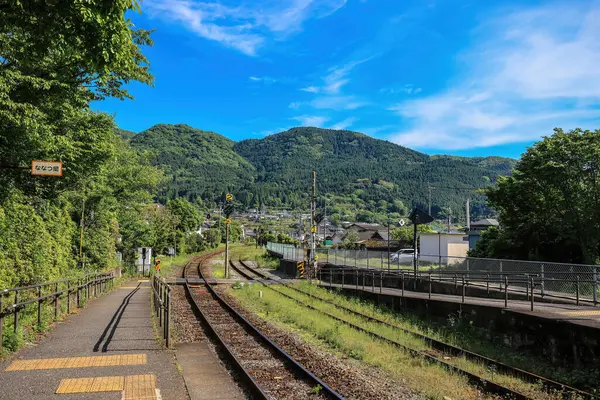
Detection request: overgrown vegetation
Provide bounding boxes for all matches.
[231,282,591,398]
[470,128,600,264]
[289,282,600,393]
[213,244,279,275]
[231,284,489,399]
[0,2,230,289]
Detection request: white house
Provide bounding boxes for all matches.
[419,232,469,264]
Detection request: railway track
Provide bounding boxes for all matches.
[231,260,597,400]
[182,254,345,400]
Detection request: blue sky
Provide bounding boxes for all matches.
[97,0,600,159]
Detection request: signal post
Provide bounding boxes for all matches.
[224,193,234,278]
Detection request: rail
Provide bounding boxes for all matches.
[231,260,537,399]
[0,273,114,351]
[151,275,171,347]
[234,260,596,399]
[184,259,345,399]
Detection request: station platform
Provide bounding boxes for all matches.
[0,281,188,400]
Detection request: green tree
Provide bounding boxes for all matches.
[342,231,360,250]
[1,0,153,197]
[220,220,242,243]
[479,128,600,264]
[391,225,434,245]
[204,228,222,248]
[167,198,202,232]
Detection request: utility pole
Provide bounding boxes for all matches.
[224,194,234,279]
[428,186,434,216]
[466,198,471,231]
[310,171,316,283]
[79,198,85,266]
[225,223,230,278]
[387,214,391,270]
[323,198,327,239]
[447,207,451,233]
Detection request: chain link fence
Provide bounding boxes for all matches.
[267,242,599,304]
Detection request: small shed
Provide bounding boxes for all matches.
[419,233,469,264]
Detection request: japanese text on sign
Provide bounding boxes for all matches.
[31,160,63,177]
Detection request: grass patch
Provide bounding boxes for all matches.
[212,244,279,278]
[231,283,492,400]
[228,243,279,270]
[232,281,589,399]
[289,282,600,394]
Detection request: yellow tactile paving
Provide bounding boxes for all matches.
[56,377,97,394]
[55,374,157,397]
[123,374,157,400]
[138,280,149,283]
[90,376,124,392]
[56,376,124,394]
[5,354,147,371]
[559,310,600,317]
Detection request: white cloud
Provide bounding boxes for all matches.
[300,86,320,93]
[382,84,423,95]
[292,115,329,127]
[249,76,277,83]
[390,3,600,150]
[289,101,303,109]
[311,96,368,110]
[145,0,347,56]
[321,57,373,94]
[329,117,357,130]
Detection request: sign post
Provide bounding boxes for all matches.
[407,208,434,282]
[31,160,63,176]
[224,194,234,279]
[168,247,175,265]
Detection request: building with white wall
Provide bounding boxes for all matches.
[419,232,469,264]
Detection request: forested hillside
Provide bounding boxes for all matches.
[130,124,256,203]
[129,125,516,224]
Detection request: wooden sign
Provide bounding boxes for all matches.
[31,160,63,177]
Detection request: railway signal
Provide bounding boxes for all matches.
[224,193,234,278]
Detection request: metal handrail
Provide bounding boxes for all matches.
[152,274,171,347]
[0,272,115,352]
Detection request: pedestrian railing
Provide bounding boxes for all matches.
[151,275,171,347]
[266,242,600,305]
[0,273,114,352]
[319,267,597,311]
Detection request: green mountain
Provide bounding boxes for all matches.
[115,128,136,141]
[129,124,517,222]
[129,124,256,202]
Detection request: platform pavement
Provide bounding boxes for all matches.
[0,280,189,400]
[319,281,600,329]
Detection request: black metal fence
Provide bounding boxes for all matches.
[0,273,114,352]
[319,267,596,311]
[267,242,600,305]
[151,275,171,347]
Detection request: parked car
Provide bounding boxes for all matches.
[390,248,417,261]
